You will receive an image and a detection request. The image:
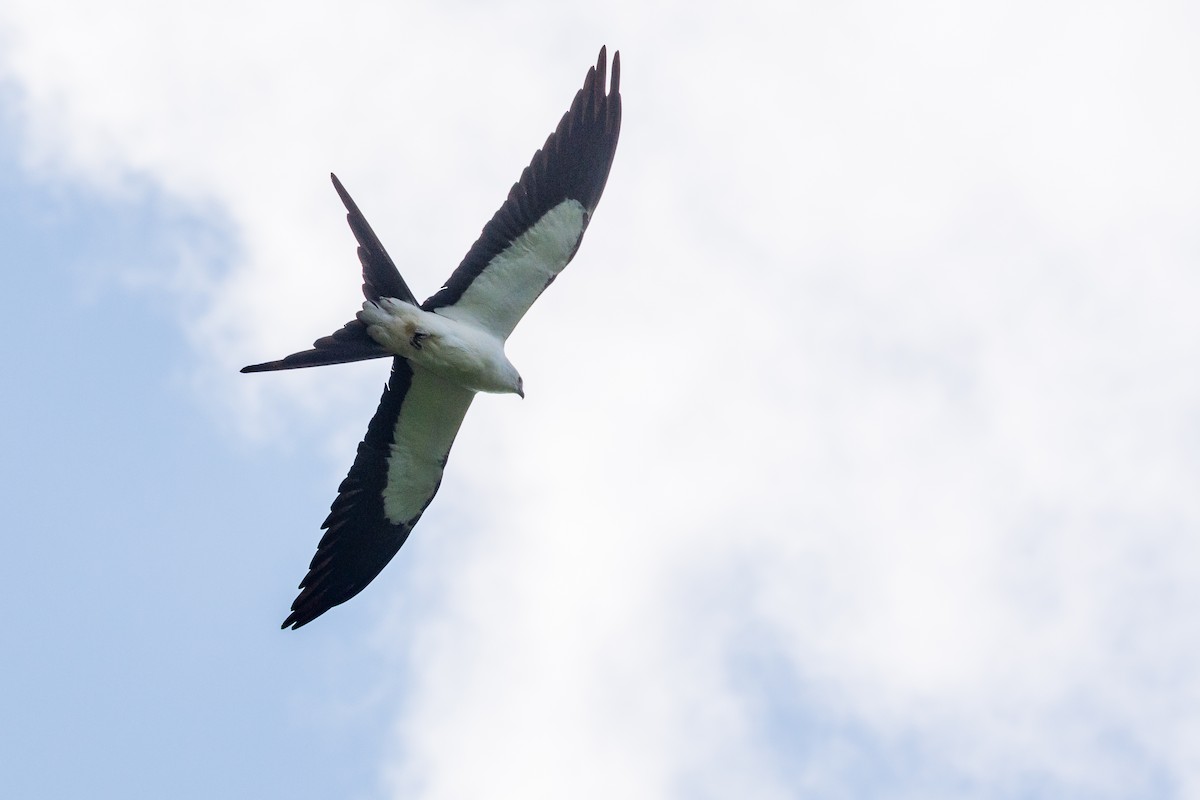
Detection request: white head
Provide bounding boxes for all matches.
[497,358,524,398]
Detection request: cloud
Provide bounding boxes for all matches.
[4,0,1199,797]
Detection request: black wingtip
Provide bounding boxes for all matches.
[594,45,620,95]
[281,594,315,629]
[281,587,323,629]
[281,598,331,629]
[281,613,305,630]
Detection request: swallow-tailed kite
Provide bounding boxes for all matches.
[243,48,622,629]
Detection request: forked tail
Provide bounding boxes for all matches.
[241,174,419,373]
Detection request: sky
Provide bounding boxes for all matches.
[2,1,1199,798]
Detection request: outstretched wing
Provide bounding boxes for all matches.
[423,46,622,340]
[282,360,474,629]
[241,175,416,373]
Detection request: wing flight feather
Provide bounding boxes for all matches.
[281,361,473,629]
[423,47,622,338]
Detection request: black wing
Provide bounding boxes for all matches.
[282,359,474,628]
[422,47,622,318]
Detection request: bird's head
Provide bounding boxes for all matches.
[495,358,524,398]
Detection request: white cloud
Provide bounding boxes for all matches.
[4,0,1200,797]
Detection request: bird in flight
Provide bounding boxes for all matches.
[243,48,622,629]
